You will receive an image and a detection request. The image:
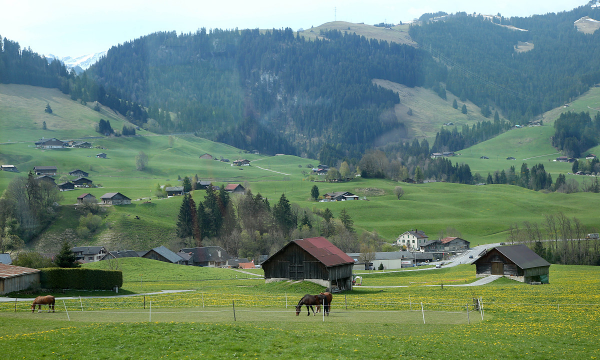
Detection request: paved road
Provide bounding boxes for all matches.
[0,289,195,302]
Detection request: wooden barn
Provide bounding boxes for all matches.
[262,237,354,291]
[0,264,40,295]
[473,244,550,284]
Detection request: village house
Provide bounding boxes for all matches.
[72,177,93,187]
[96,153,107,158]
[71,246,108,263]
[57,181,75,191]
[1,165,18,172]
[262,237,354,291]
[179,246,232,267]
[196,180,212,190]
[323,191,359,201]
[586,154,597,160]
[36,175,56,185]
[225,184,246,194]
[77,193,97,205]
[100,192,131,205]
[419,237,470,252]
[431,153,443,159]
[199,153,214,160]
[142,246,184,264]
[69,169,89,177]
[165,186,184,196]
[35,138,65,149]
[33,166,57,175]
[346,251,434,271]
[232,159,251,166]
[72,141,92,148]
[100,250,140,261]
[395,230,429,249]
[473,244,550,284]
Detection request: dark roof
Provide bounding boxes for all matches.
[440,237,469,244]
[0,263,40,279]
[176,251,192,261]
[165,186,184,192]
[179,246,232,263]
[69,169,89,176]
[145,246,183,263]
[101,192,131,200]
[103,250,139,259]
[225,184,244,191]
[293,237,354,267]
[77,193,96,199]
[492,245,551,269]
[71,246,106,256]
[72,177,92,184]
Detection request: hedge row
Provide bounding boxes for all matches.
[40,268,123,290]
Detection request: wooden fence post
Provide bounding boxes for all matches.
[232,300,236,321]
[421,302,425,324]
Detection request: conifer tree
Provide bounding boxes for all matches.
[311,185,319,200]
[176,194,193,238]
[339,208,354,232]
[54,241,79,268]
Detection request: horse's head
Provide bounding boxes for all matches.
[295,304,302,316]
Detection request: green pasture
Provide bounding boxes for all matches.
[1,264,598,359]
[299,21,417,47]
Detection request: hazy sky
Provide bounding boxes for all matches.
[1,0,589,57]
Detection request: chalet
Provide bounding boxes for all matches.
[431,153,443,159]
[324,191,359,201]
[225,184,246,194]
[586,154,597,160]
[165,186,184,196]
[314,168,328,175]
[72,177,93,187]
[179,246,232,267]
[262,237,354,291]
[69,169,89,177]
[196,181,212,190]
[100,250,139,261]
[36,175,56,185]
[395,230,429,250]
[347,251,434,270]
[1,165,18,172]
[71,246,108,263]
[176,251,192,265]
[232,159,251,166]
[57,181,75,191]
[473,244,550,284]
[35,138,65,149]
[0,264,40,295]
[507,157,516,160]
[480,156,489,159]
[199,153,214,160]
[34,166,57,175]
[556,156,569,162]
[142,246,184,264]
[96,153,107,158]
[220,158,230,162]
[442,151,455,157]
[100,192,131,205]
[77,193,97,205]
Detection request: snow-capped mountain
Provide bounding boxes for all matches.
[46,51,106,74]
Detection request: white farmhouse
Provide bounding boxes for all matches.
[395,230,429,250]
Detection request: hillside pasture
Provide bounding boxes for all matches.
[299,21,417,47]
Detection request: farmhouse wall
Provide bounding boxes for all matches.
[0,272,40,295]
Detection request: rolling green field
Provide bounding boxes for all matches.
[299,21,417,47]
[1,261,598,359]
[1,84,600,252]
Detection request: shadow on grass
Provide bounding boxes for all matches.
[7,288,137,298]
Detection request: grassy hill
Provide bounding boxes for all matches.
[298,21,417,46]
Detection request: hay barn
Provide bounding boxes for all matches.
[473,244,550,284]
[0,264,40,295]
[262,237,354,291]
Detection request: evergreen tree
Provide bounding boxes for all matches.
[572,160,579,173]
[300,211,312,229]
[54,241,79,268]
[339,208,354,232]
[311,185,320,201]
[42,121,47,130]
[415,166,424,183]
[272,193,296,235]
[323,208,333,223]
[176,194,193,238]
[452,99,458,109]
[461,104,467,114]
[45,103,52,114]
[182,176,192,193]
[494,110,500,123]
[203,184,220,237]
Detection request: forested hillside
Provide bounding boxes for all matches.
[87,28,445,157]
[409,5,600,122]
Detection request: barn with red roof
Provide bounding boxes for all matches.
[262,237,354,291]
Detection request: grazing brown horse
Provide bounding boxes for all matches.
[295,294,320,316]
[316,292,332,316]
[31,295,55,313]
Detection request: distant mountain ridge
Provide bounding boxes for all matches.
[46,51,106,74]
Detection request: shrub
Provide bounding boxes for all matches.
[40,268,123,290]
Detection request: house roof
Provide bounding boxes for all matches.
[420,240,439,247]
[179,246,232,263]
[77,193,96,199]
[176,251,192,261]
[145,246,183,264]
[479,245,550,269]
[69,169,88,175]
[225,184,243,191]
[0,263,40,279]
[103,250,139,259]
[0,253,12,265]
[292,237,354,267]
[71,246,106,256]
[101,192,131,200]
[165,186,184,192]
[440,237,469,244]
[36,138,64,146]
[400,230,428,239]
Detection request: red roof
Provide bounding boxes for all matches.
[0,264,40,279]
[440,237,458,244]
[293,237,355,267]
[225,184,241,191]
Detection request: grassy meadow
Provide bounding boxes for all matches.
[1,260,598,359]
[298,21,417,47]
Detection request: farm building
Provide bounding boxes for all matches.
[165,186,184,196]
[347,251,434,270]
[323,191,359,201]
[262,237,354,291]
[225,184,245,194]
[69,169,89,177]
[97,153,107,158]
[72,246,108,263]
[57,181,75,191]
[0,264,40,295]
[77,193,97,205]
[473,245,550,284]
[179,246,232,267]
[419,237,470,252]
[142,246,184,264]
[1,165,18,172]
[199,153,214,160]
[33,166,57,175]
[100,192,131,205]
[100,250,139,260]
[395,230,429,250]
[36,175,56,185]
[72,177,93,187]
[35,138,65,149]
